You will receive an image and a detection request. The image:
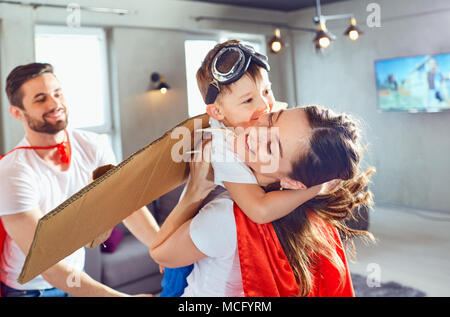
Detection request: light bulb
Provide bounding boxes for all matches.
[271,41,282,53]
[349,30,359,41]
[319,37,331,48]
[344,18,362,41]
[269,28,284,53]
[160,87,167,94]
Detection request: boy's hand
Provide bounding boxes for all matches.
[312,179,341,196]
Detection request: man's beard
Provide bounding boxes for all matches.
[24,108,68,135]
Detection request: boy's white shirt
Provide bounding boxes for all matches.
[209,118,258,187]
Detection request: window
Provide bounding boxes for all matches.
[184,40,218,117]
[184,35,265,118]
[35,25,121,158]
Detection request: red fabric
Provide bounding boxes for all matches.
[306,214,355,297]
[234,203,300,297]
[233,203,354,297]
[0,220,4,257]
[0,219,5,297]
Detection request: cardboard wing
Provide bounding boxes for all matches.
[18,113,210,284]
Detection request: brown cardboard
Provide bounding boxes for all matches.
[84,164,116,249]
[18,113,210,284]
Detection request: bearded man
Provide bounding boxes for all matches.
[0,63,159,297]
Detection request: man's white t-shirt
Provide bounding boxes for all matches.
[182,192,244,297]
[209,118,257,187]
[0,129,116,290]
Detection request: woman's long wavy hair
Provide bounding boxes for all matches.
[271,105,376,297]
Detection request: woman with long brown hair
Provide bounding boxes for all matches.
[150,105,375,297]
[269,105,375,296]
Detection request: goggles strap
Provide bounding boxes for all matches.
[205,79,220,105]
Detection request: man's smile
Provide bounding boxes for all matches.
[44,107,65,120]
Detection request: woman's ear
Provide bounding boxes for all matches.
[280,176,307,190]
[206,103,224,121]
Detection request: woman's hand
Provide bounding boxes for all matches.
[184,140,216,202]
[149,140,214,266]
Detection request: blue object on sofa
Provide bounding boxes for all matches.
[160,265,194,297]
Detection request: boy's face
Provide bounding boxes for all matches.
[209,68,274,128]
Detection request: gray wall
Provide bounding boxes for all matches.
[288,0,450,212]
[112,27,190,157]
[0,5,36,154]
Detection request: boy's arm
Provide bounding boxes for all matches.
[223,181,322,224]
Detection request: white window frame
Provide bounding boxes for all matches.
[34,25,121,158]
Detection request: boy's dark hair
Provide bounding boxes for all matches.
[196,39,263,104]
[6,63,54,109]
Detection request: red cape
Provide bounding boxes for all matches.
[0,220,5,297]
[233,203,355,297]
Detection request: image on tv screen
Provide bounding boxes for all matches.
[375,53,450,112]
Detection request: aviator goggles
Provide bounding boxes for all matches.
[205,43,270,105]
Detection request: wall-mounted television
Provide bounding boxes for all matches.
[375,53,450,112]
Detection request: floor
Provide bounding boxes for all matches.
[348,203,450,297]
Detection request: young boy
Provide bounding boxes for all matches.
[199,39,328,223]
[159,39,334,296]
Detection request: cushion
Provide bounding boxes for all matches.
[101,227,124,253]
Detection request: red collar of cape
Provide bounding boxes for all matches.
[233,202,355,297]
[0,129,71,165]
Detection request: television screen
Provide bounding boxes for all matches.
[375,53,450,112]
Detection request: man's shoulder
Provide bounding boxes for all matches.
[69,128,116,165]
[0,151,35,185]
[0,142,33,174]
[69,128,108,153]
[69,128,102,144]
